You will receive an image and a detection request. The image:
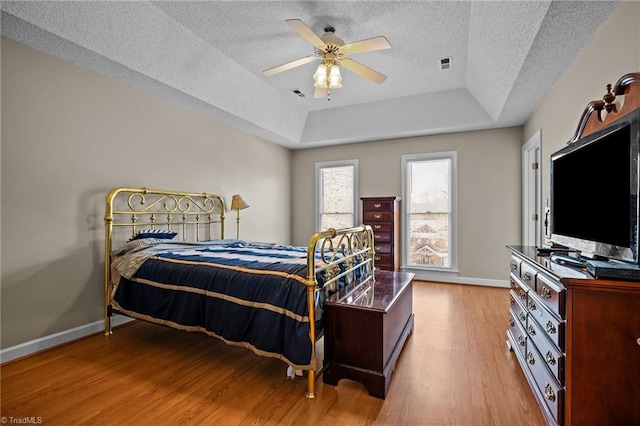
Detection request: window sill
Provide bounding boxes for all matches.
[402,265,459,274]
[400,266,460,281]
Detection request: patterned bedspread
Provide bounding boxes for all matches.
[111,240,320,369]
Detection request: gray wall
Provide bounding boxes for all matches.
[524,1,640,234]
[1,38,291,349]
[291,127,523,283]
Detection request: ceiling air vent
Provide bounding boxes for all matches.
[292,89,306,98]
[440,57,451,70]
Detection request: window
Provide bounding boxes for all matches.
[316,160,358,231]
[402,152,457,270]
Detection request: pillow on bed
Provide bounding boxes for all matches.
[127,229,178,242]
[112,237,167,257]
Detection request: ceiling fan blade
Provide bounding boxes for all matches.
[286,19,326,50]
[314,86,328,99]
[340,58,387,84]
[342,36,391,55]
[263,56,317,76]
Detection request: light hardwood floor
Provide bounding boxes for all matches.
[1,281,546,425]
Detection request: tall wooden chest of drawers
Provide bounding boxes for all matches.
[506,246,640,426]
[361,197,400,271]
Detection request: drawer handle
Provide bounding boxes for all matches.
[519,312,526,322]
[374,256,381,261]
[544,383,556,402]
[517,335,525,347]
[527,325,536,336]
[526,351,535,365]
[509,318,515,327]
[545,351,557,366]
[374,203,382,208]
[510,279,517,289]
[523,272,532,282]
[546,321,557,334]
[511,262,518,271]
[510,296,515,306]
[528,301,536,311]
[374,214,382,219]
[375,234,382,239]
[540,285,552,299]
[519,290,526,300]
[375,246,382,251]
[374,224,382,229]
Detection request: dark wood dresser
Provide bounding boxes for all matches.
[361,197,400,271]
[322,270,414,398]
[507,246,640,426]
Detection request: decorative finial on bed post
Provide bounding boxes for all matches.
[603,83,617,113]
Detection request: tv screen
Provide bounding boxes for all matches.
[550,109,640,264]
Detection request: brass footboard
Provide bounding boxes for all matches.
[304,225,375,398]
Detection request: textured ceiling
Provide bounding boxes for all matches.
[1,1,619,149]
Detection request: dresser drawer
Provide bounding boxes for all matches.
[526,344,564,425]
[373,243,392,254]
[509,275,518,291]
[510,273,529,306]
[527,316,565,383]
[536,274,566,318]
[528,298,565,351]
[508,309,528,359]
[520,263,537,291]
[370,223,392,233]
[364,212,393,222]
[373,253,392,269]
[372,231,392,243]
[363,200,394,211]
[510,255,522,276]
[510,291,528,328]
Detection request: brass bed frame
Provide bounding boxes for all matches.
[103,187,375,398]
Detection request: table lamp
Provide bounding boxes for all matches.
[230,194,249,239]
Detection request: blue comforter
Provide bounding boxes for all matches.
[112,240,319,369]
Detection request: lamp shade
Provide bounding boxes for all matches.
[230,194,249,211]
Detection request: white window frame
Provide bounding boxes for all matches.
[401,151,458,272]
[315,159,359,232]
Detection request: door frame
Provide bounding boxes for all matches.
[522,130,542,247]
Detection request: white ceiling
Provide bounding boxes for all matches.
[1,1,619,149]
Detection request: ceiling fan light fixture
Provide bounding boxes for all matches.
[313,63,328,88]
[264,20,390,98]
[328,65,342,89]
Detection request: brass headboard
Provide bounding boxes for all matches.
[105,187,225,245]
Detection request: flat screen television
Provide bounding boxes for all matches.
[550,107,640,265]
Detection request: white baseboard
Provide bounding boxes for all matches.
[403,268,509,288]
[0,314,134,364]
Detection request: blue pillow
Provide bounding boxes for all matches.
[127,229,177,242]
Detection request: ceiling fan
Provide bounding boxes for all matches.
[263,19,391,99]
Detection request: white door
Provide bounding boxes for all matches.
[522,131,541,247]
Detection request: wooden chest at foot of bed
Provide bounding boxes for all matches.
[322,270,415,399]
